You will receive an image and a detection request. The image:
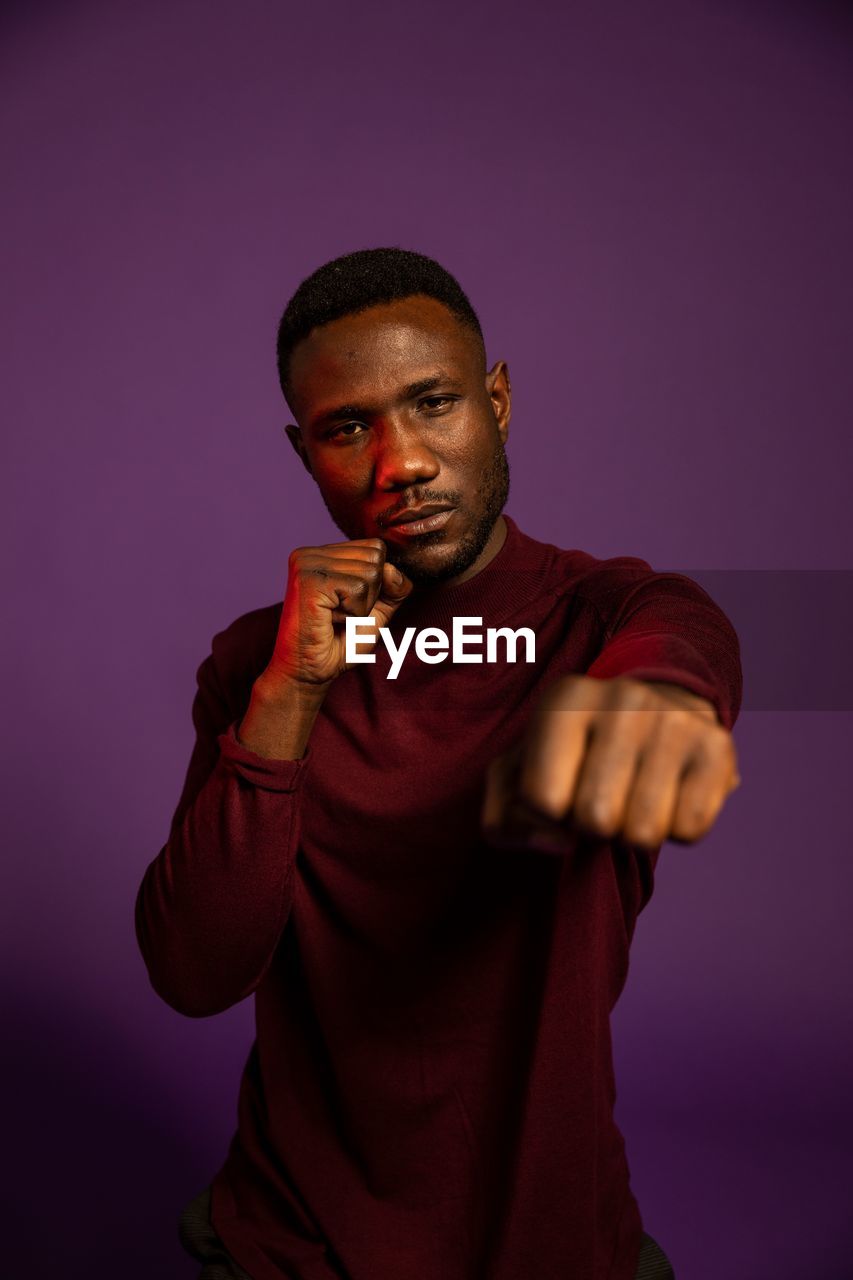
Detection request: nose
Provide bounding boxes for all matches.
[373,417,440,491]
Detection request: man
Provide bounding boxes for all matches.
[135,248,741,1280]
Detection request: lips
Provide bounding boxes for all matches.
[383,503,456,527]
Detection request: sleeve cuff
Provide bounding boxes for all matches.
[585,633,736,730]
[597,666,729,726]
[216,721,310,792]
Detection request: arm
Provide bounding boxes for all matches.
[581,564,742,731]
[134,541,413,1019]
[482,563,743,851]
[134,643,312,1018]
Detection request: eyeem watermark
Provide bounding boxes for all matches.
[346,615,536,680]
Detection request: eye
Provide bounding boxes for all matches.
[419,395,456,411]
[329,421,367,441]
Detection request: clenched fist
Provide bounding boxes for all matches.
[482,674,741,852]
[265,539,414,688]
[240,539,414,760]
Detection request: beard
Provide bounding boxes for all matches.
[321,435,511,587]
[394,440,510,585]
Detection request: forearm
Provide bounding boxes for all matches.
[583,576,743,731]
[237,670,330,759]
[135,711,309,1017]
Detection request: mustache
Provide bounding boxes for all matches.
[376,490,463,528]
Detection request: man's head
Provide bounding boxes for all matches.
[278,247,511,585]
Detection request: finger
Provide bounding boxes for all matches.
[289,542,386,581]
[670,734,738,843]
[481,748,520,830]
[565,678,657,837]
[380,558,413,599]
[621,736,687,848]
[316,569,386,619]
[317,538,387,557]
[300,556,386,586]
[517,682,596,819]
[571,724,643,839]
[482,749,572,853]
[370,562,415,627]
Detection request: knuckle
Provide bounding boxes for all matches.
[523,783,564,821]
[645,702,688,737]
[607,677,652,711]
[539,675,583,713]
[677,806,710,839]
[704,722,730,750]
[661,706,693,732]
[629,794,656,823]
[626,821,662,847]
[676,798,712,829]
[695,726,733,768]
[354,539,385,559]
[651,709,694,751]
[555,672,586,697]
[689,804,710,828]
[550,676,614,720]
[625,797,664,846]
[576,793,617,837]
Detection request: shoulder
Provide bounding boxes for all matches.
[506,517,720,633]
[210,599,282,673]
[201,600,283,716]
[506,516,658,607]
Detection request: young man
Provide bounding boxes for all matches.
[136,248,741,1280]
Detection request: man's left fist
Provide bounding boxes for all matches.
[482,674,741,851]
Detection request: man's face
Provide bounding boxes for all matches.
[285,295,511,585]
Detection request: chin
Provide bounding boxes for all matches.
[390,532,484,585]
[386,537,451,580]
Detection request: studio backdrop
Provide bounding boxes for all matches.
[3,2,852,1277]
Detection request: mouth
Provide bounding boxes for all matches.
[381,505,457,538]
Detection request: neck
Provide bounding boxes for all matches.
[440,515,507,588]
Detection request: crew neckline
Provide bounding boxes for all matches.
[388,513,555,632]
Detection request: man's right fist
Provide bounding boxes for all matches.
[264,539,414,688]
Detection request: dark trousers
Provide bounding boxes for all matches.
[179,1186,675,1279]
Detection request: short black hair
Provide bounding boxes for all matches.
[276,247,484,403]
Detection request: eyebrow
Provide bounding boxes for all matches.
[310,372,462,432]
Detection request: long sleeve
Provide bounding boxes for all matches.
[579,559,743,730]
[134,637,310,1018]
[156,521,725,1280]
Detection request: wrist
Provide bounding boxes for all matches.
[254,666,333,707]
[645,680,719,724]
[236,668,332,761]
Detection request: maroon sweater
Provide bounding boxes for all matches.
[135,514,741,1280]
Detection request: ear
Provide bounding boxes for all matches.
[485,361,511,443]
[285,423,314,477]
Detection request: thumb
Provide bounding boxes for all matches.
[369,561,414,628]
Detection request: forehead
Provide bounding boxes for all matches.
[288,295,480,420]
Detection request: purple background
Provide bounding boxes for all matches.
[3,1,852,1276]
